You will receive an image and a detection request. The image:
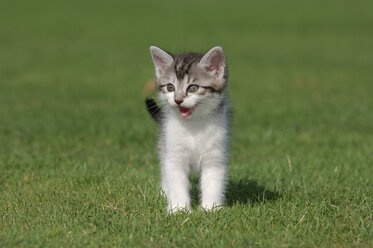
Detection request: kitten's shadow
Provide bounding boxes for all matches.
[225,178,280,206]
[189,175,280,207]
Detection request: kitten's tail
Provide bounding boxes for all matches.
[145,98,162,123]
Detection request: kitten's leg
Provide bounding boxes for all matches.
[200,158,226,210]
[162,157,190,212]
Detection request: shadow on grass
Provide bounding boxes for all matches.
[189,174,280,208]
[226,179,281,206]
[189,174,201,208]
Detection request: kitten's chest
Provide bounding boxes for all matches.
[164,116,226,154]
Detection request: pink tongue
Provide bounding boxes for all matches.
[179,107,191,118]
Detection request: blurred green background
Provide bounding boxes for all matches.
[1,0,372,247]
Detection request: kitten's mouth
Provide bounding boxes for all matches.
[179,104,198,118]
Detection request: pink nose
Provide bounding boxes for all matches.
[175,99,183,105]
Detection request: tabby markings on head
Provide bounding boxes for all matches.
[173,53,203,81]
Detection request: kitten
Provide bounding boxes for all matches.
[146,46,230,212]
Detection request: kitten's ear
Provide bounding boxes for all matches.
[200,46,226,78]
[150,46,174,78]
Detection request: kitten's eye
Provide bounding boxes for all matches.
[166,84,175,92]
[187,85,199,93]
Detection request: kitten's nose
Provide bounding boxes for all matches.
[174,99,183,105]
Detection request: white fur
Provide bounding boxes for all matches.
[158,89,229,212]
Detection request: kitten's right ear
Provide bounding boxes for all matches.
[200,46,226,79]
[150,46,173,78]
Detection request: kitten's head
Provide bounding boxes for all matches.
[150,46,227,119]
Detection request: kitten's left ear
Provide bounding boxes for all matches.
[150,46,174,78]
[200,46,226,78]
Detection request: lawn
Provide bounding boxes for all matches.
[0,0,372,247]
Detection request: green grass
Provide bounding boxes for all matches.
[1,0,373,247]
